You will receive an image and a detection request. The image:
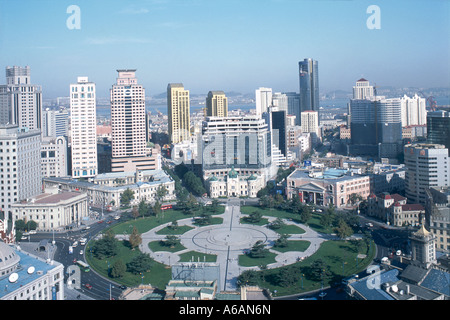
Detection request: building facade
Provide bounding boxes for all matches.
[404,143,449,205]
[41,136,68,178]
[11,190,89,231]
[206,91,228,117]
[255,87,272,116]
[42,108,69,138]
[352,78,374,100]
[0,125,41,227]
[400,94,426,127]
[427,110,450,152]
[301,110,320,145]
[0,66,42,131]
[70,77,98,178]
[299,58,319,113]
[167,83,190,144]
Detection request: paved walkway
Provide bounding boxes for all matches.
[120,199,336,291]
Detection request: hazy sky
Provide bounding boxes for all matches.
[0,0,449,98]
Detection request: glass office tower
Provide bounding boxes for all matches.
[299,58,319,115]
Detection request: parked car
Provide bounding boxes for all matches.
[85,283,93,290]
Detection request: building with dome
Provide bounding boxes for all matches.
[206,167,265,198]
[0,240,64,300]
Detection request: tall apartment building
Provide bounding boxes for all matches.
[404,143,449,205]
[427,110,450,152]
[255,87,272,116]
[42,108,69,138]
[69,77,98,178]
[349,95,402,158]
[0,125,41,226]
[299,58,319,114]
[0,66,42,130]
[167,83,190,144]
[400,94,427,127]
[285,92,301,125]
[301,110,320,145]
[352,78,374,99]
[206,91,228,117]
[271,92,288,113]
[41,136,68,178]
[110,70,157,172]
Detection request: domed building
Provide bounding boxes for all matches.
[0,240,20,278]
[0,240,64,300]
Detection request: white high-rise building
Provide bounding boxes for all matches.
[41,136,68,178]
[301,110,320,145]
[70,77,98,178]
[0,125,41,226]
[111,70,157,172]
[255,87,272,116]
[352,78,374,99]
[0,66,42,130]
[42,108,69,138]
[400,94,427,127]
[404,143,449,205]
[271,92,288,113]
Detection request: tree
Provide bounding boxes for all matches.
[335,220,353,240]
[269,218,285,230]
[290,193,303,214]
[275,266,300,287]
[237,270,261,287]
[300,206,312,223]
[120,188,135,207]
[210,199,220,214]
[162,235,179,248]
[246,211,263,224]
[131,206,139,220]
[110,259,126,278]
[153,200,162,217]
[309,259,332,282]
[156,185,168,201]
[320,211,334,228]
[248,240,268,258]
[93,230,118,259]
[127,253,152,275]
[138,199,149,218]
[274,234,289,248]
[128,226,142,250]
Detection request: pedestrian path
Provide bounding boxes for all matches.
[120,201,334,291]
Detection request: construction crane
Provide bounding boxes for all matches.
[418,91,437,112]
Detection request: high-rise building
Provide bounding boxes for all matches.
[285,92,301,125]
[349,95,402,158]
[427,110,450,152]
[352,78,374,99]
[41,136,68,178]
[167,83,190,144]
[301,110,320,145]
[299,58,319,114]
[0,125,41,226]
[404,143,449,205]
[255,87,272,116]
[269,107,287,157]
[42,108,69,138]
[206,91,228,117]
[70,77,98,178]
[271,92,288,113]
[400,94,426,127]
[110,70,157,172]
[0,66,42,130]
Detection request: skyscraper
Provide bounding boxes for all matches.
[427,110,450,152]
[404,143,449,205]
[352,78,374,99]
[301,110,320,145]
[0,124,41,225]
[70,76,98,178]
[400,94,426,127]
[0,66,42,130]
[298,58,319,115]
[206,91,228,117]
[167,83,190,144]
[111,70,157,172]
[255,87,272,116]
[42,108,69,138]
[285,92,301,125]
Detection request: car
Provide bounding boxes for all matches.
[21,236,28,240]
[98,220,104,224]
[85,284,92,290]
[79,250,84,255]
[72,258,77,264]
[119,285,127,290]
[114,216,120,220]
[29,230,37,234]
[365,223,373,228]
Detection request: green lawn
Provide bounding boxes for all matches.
[85,240,172,289]
[240,217,269,226]
[238,251,278,267]
[249,239,376,296]
[270,224,305,235]
[156,225,194,235]
[179,251,217,263]
[272,240,310,253]
[148,240,186,253]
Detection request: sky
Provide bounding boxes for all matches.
[0,0,449,99]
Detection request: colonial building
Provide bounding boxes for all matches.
[206,167,265,198]
[286,168,371,208]
[11,189,89,231]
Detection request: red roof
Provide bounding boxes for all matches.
[401,204,424,211]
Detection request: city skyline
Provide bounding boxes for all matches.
[0,0,449,99]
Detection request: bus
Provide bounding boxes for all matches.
[77,260,90,272]
[161,204,172,210]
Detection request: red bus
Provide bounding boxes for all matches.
[161,204,172,210]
